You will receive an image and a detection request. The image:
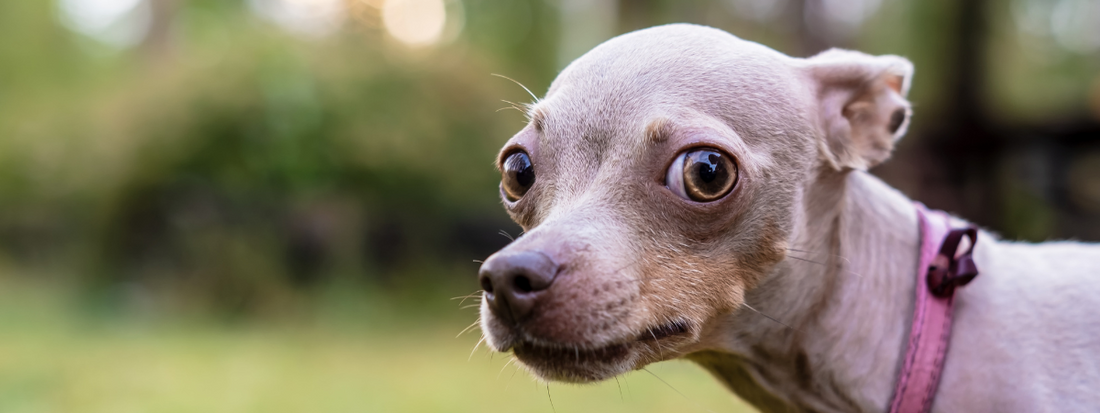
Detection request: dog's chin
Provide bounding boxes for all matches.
[488,321,693,383]
[512,340,637,383]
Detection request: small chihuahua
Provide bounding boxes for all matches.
[477,24,1100,412]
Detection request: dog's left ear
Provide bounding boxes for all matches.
[804,49,914,171]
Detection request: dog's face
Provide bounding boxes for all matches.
[478,24,913,383]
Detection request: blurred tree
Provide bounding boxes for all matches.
[0,0,1097,315]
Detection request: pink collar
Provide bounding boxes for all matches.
[888,203,979,413]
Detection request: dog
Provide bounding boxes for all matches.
[476,24,1100,412]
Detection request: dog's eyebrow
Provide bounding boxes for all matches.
[530,106,548,131]
[645,117,673,144]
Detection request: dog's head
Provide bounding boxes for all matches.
[478,24,913,383]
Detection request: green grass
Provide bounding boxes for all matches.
[0,278,756,413]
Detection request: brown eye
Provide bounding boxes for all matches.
[665,148,737,202]
[502,151,535,201]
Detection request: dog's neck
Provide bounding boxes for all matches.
[690,170,920,413]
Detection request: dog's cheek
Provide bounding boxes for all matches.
[638,253,742,323]
[638,219,786,330]
[735,219,791,289]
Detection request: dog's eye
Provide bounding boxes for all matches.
[502,151,535,201]
[665,148,737,202]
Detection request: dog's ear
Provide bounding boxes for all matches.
[804,49,913,171]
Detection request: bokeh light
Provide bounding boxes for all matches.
[1050,0,1100,54]
[249,0,346,37]
[383,0,448,47]
[724,0,788,23]
[56,0,151,47]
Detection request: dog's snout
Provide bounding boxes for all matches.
[479,250,559,323]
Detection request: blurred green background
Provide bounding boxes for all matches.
[1,0,1099,411]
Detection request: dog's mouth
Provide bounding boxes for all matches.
[508,320,692,382]
[638,320,690,342]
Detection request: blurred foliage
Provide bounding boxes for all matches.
[0,0,555,312]
[1,0,1099,311]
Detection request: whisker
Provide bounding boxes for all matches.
[501,99,528,112]
[504,362,521,390]
[546,384,556,413]
[786,247,854,267]
[460,304,482,310]
[742,303,800,333]
[642,368,717,413]
[619,277,694,284]
[649,329,664,358]
[453,291,484,307]
[784,253,863,278]
[615,376,624,402]
[456,318,482,338]
[473,259,484,264]
[784,254,827,266]
[451,291,482,301]
[492,73,540,103]
[498,229,515,242]
[498,357,517,379]
[469,336,487,361]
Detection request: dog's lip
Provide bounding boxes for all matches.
[513,339,631,364]
[510,320,691,361]
[638,320,690,342]
[502,321,693,382]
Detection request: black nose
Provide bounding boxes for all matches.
[478,250,559,324]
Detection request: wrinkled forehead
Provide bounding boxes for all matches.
[529,25,804,159]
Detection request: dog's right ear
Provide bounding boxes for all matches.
[803,49,914,171]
